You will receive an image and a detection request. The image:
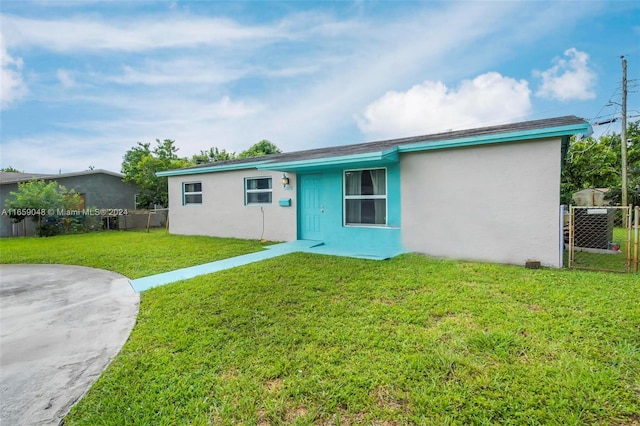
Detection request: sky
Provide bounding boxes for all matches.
[1,0,639,175]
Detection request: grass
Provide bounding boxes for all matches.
[569,227,635,272]
[0,229,266,278]
[1,231,639,425]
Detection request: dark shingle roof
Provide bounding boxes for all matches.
[0,172,51,183]
[175,115,588,172]
[0,169,124,185]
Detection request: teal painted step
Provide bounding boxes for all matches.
[129,240,324,292]
[300,244,404,260]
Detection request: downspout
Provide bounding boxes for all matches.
[560,135,570,170]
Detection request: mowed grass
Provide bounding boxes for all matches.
[570,227,636,272]
[0,229,266,278]
[2,232,639,424]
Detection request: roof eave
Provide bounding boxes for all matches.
[155,119,590,177]
[0,169,124,185]
[156,160,273,177]
[258,149,399,172]
[398,122,591,153]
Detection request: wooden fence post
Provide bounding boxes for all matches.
[634,206,639,273]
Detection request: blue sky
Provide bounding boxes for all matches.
[1,1,639,174]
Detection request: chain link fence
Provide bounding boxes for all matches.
[118,208,169,231]
[568,206,638,273]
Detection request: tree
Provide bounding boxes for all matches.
[238,140,281,158]
[561,137,619,204]
[4,180,83,236]
[602,121,640,205]
[121,139,281,208]
[0,166,21,172]
[121,139,191,208]
[191,147,236,164]
[561,121,639,205]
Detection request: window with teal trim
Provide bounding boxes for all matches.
[245,177,272,205]
[344,168,386,225]
[182,182,202,205]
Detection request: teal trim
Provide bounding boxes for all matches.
[397,123,591,154]
[296,164,403,256]
[156,160,272,177]
[259,149,399,172]
[381,146,400,157]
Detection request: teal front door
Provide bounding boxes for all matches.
[299,174,323,240]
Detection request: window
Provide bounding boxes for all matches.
[344,169,387,225]
[183,182,202,205]
[66,193,85,209]
[245,177,272,205]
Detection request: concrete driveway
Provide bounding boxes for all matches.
[0,264,139,425]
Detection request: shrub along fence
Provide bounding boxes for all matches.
[4,208,169,237]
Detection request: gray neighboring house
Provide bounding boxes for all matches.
[0,169,138,237]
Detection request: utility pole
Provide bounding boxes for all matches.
[621,56,628,207]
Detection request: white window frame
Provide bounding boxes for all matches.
[182,181,202,206]
[343,167,388,227]
[245,177,273,206]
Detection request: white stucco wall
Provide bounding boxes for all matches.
[401,138,562,267]
[168,169,297,241]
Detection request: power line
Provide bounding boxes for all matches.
[593,117,619,126]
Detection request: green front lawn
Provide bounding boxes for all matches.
[1,232,638,425]
[0,229,266,278]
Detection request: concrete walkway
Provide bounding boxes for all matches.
[129,240,325,292]
[0,264,139,426]
[129,240,404,292]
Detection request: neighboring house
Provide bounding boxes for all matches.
[159,116,591,267]
[0,169,138,237]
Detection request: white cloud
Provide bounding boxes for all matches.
[535,48,596,101]
[276,10,365,39]
[207,96,260,119]
[105,60,250,86]
[0,95,261,175]
[0,14,283,52]
[357,72,531,139]
[56,69,75,88]
[103,60,319,87]
[0,34,27,109]
[0,134,131,175]
[62,92,261,123]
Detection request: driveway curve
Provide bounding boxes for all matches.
[0,264,139,425]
